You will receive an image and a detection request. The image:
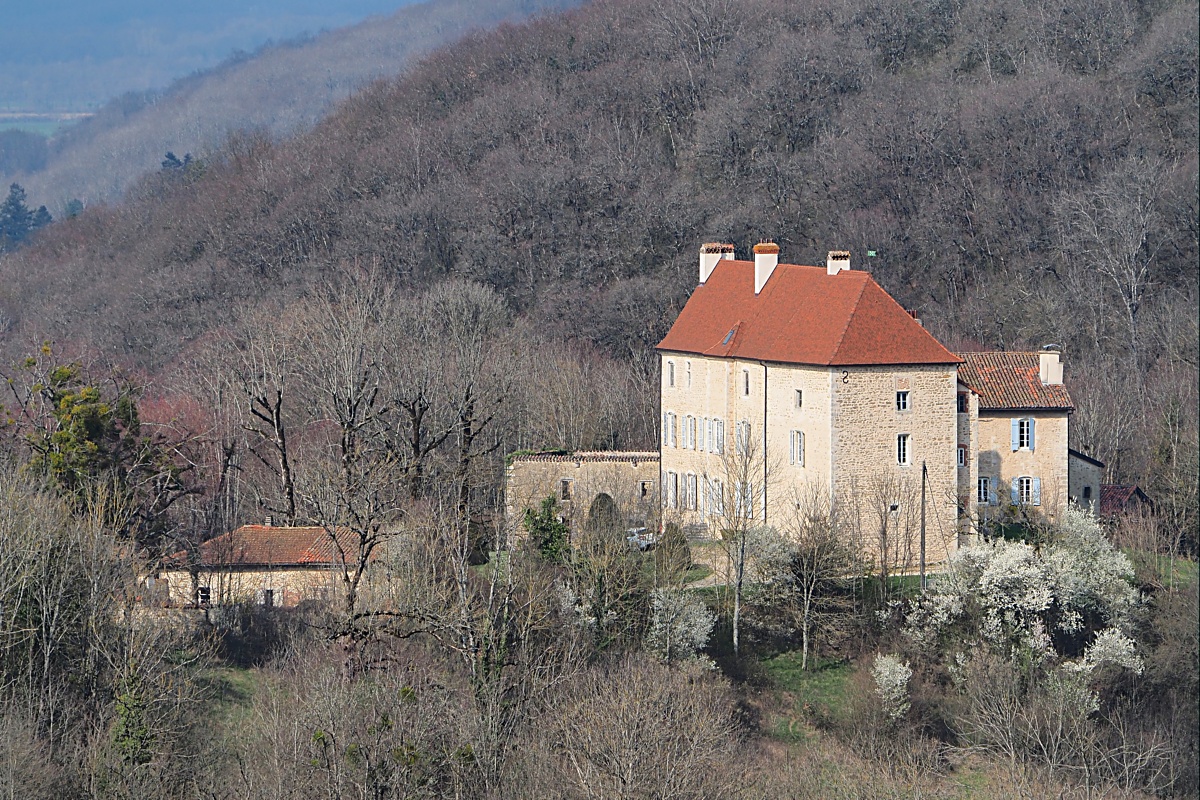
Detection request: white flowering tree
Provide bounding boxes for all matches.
[644,588,716,665]
[904,507,1153,787]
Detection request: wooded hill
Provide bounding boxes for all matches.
[1,0,1196,509]
[1,0,581,213]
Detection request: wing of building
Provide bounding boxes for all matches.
[655,243,1086,566]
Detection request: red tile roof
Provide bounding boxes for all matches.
[510,450,659,464]
[958,352,1074,411]
[173,525,366,568]
[1099,485,1151,517]
[656,260,960,366]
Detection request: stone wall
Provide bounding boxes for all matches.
[830,364,960,567]
[977,411,1070,519]
[1067,450,1105,516]
[505,452,659,540]
[157,566,338,608]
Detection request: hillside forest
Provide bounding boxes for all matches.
[0,0,1195,797]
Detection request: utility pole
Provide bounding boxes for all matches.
[920,461,927,592]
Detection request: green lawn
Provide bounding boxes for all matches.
[760,653,853,743]
[1126,551,1198,590]
[197,665,261,727]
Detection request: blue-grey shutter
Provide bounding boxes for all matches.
[1032,478,1042,505]
[1011,418,1020,451]
[1028,418,1036,451]
[1011,482,1020,504]
[988,482,997,505]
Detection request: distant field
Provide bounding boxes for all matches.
[0,113,91,137]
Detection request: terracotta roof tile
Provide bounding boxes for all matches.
[958,352,1074,411]
[656,260,960,366]
[1099,485,1151,517]
[174,525,367,568]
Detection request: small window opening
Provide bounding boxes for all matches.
[896,391,909,411]
[560,479,573,501]
[795,389,803,408]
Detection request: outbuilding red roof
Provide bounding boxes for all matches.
[172,525,365,568]
[958,352,1074,411]
[1099,485,1151,518]
[656,260,960,366]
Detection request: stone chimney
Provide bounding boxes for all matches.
[753,242,779,294]
[827,250,851,276]
[1039,346,1063,385]
[699,242,735,284]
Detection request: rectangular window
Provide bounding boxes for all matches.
[896,391,909,411]
[197,586,211,606]
[795,389,803,408]
[686,361,692,388]
[709,479,724,516]
[957,392,968,414]
[790,430,805,466]
[260,588,274,608]
[736,420,752,456]
[640,481,651,499]
[713,419,725,454]
[957,445,967,467]
[1013,476,1042,506]
[743,369,750,396]
[667,472,678,509]
[688,416,697,449]
[685,474,698,510]
[699,417,707,452]
[667,412,676,447]
[977,477,994,505]
[1011,417,1036,451]
[667,361,675,387]
[897,433,911,465]
[560,479,573,501]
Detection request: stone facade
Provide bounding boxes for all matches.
[660,354,959,564]
[1067,449,1106,515]
[975,411,1070,517]
[157,565,337,608]
[504,451,659,539]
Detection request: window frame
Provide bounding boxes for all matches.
[666,360,675,387]
[896,390,910,411]
[735,420,751,456]
[712,418,725,454]
[743,369,750,397]
[977,477,992,504]
[896,433,911,466]
[957,445,967,467]
[560,479,573,501]
[795,389,803,409]
[790,430,805,466]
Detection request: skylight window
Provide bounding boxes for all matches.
[721,327,736,345]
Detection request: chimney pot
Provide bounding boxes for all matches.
[754,242,779,294]
[827,250,851,275]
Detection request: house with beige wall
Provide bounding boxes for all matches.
[656,244,963,567]
[958,351,1074,524]
[158,524,364,608]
